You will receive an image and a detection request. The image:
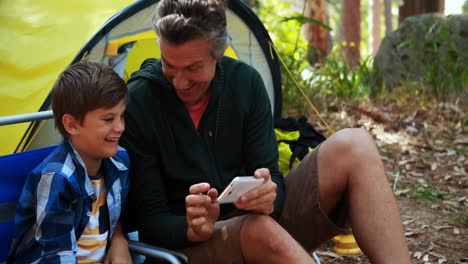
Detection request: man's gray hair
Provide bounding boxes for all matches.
[152,0,230,59]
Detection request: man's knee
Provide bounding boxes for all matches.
[240,215,294,256]
[322,128,378,161]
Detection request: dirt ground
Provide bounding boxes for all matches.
[299,100,467,264]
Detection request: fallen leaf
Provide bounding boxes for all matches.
[454,138,468,144]
[428,251,446,259]
[434,225,452,231]
[402,219,416,226]
[454,166,466,176]
[443,200,459,207]
[406,126,418,134]
[453,228,460,235]
[409,171,424,177]
[395,189,411,196]
[414,251,423,259]
[423,254,429,262]
[406,228,424,237]
[399,159,416,166]
[315,250,343,259]
[447,149,456,156]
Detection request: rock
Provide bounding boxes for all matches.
[371,14,468,97]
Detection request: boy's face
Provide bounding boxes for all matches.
[66,100,126,172]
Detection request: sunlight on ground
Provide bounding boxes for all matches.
[373,125,410,146]
[357,116,414,152]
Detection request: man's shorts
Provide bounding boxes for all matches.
[279,145,349,249]
[175,146,349,263]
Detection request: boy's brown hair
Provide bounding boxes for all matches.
[51,62,128,137]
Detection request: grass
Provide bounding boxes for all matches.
[395,180,455,203]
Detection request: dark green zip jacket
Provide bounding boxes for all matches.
[120,57,285,249]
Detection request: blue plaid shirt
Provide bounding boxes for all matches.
[8,140,129,264]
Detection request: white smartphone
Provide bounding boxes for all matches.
[217,176,264,204]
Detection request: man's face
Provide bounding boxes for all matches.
[68,100,126,171]
[159,37,219,106]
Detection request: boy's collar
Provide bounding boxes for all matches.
[63,139,127,173]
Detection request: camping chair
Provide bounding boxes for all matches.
[0,112,187,264]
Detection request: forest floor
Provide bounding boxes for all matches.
[295,99,467,264]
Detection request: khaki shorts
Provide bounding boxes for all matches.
[158,147,349,263]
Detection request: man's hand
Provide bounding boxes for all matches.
[104,223,132,264]
[185,183,220,242]
[234,168,277,215]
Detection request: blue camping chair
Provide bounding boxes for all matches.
[0,114,187,264]
[0,146,55,262]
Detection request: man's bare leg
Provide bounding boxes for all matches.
[240,214,315,264]
[317,128,410,263]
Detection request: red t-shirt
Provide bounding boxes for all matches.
[186,92,211,128]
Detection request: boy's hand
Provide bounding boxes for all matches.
[104,224,132,264]
[185,183,220,242]
[234,168,277,215]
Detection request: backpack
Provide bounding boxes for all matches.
[274,116,326,175]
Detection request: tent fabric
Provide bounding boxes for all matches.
[0,0,136,155]
[1,0,282,154]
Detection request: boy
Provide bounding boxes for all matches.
[8,62,132,263]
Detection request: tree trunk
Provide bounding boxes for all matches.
[399,0,445,24]
[384,0,392,33]
[305,0,328,65]
[342,0,361,68]
[371,0,382,56]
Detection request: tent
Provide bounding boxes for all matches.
[0,0,137,155]
[1,1,285,261]
[0,0,282,154]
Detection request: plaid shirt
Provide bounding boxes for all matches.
[8,140,129,264]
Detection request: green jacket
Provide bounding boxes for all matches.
[121,57,284,249]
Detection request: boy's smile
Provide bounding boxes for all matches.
[68,100,126,175]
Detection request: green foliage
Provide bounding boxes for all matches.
[411,180,455,203]
[423,17,467,102]
[375,82,429,108]
[282,47,374,114]
[308,53,372,101]
[396,180,455,203]
[256,0,314,113]
[257,1,464,115]
[257,0,373,115]
[280,15,332,31]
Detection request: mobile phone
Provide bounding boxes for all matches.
[217,176,264,204]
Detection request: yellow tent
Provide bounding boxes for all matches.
[0,0,135,155]
[0,0,282,155]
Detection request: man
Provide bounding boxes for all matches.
[121,0,411,263]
